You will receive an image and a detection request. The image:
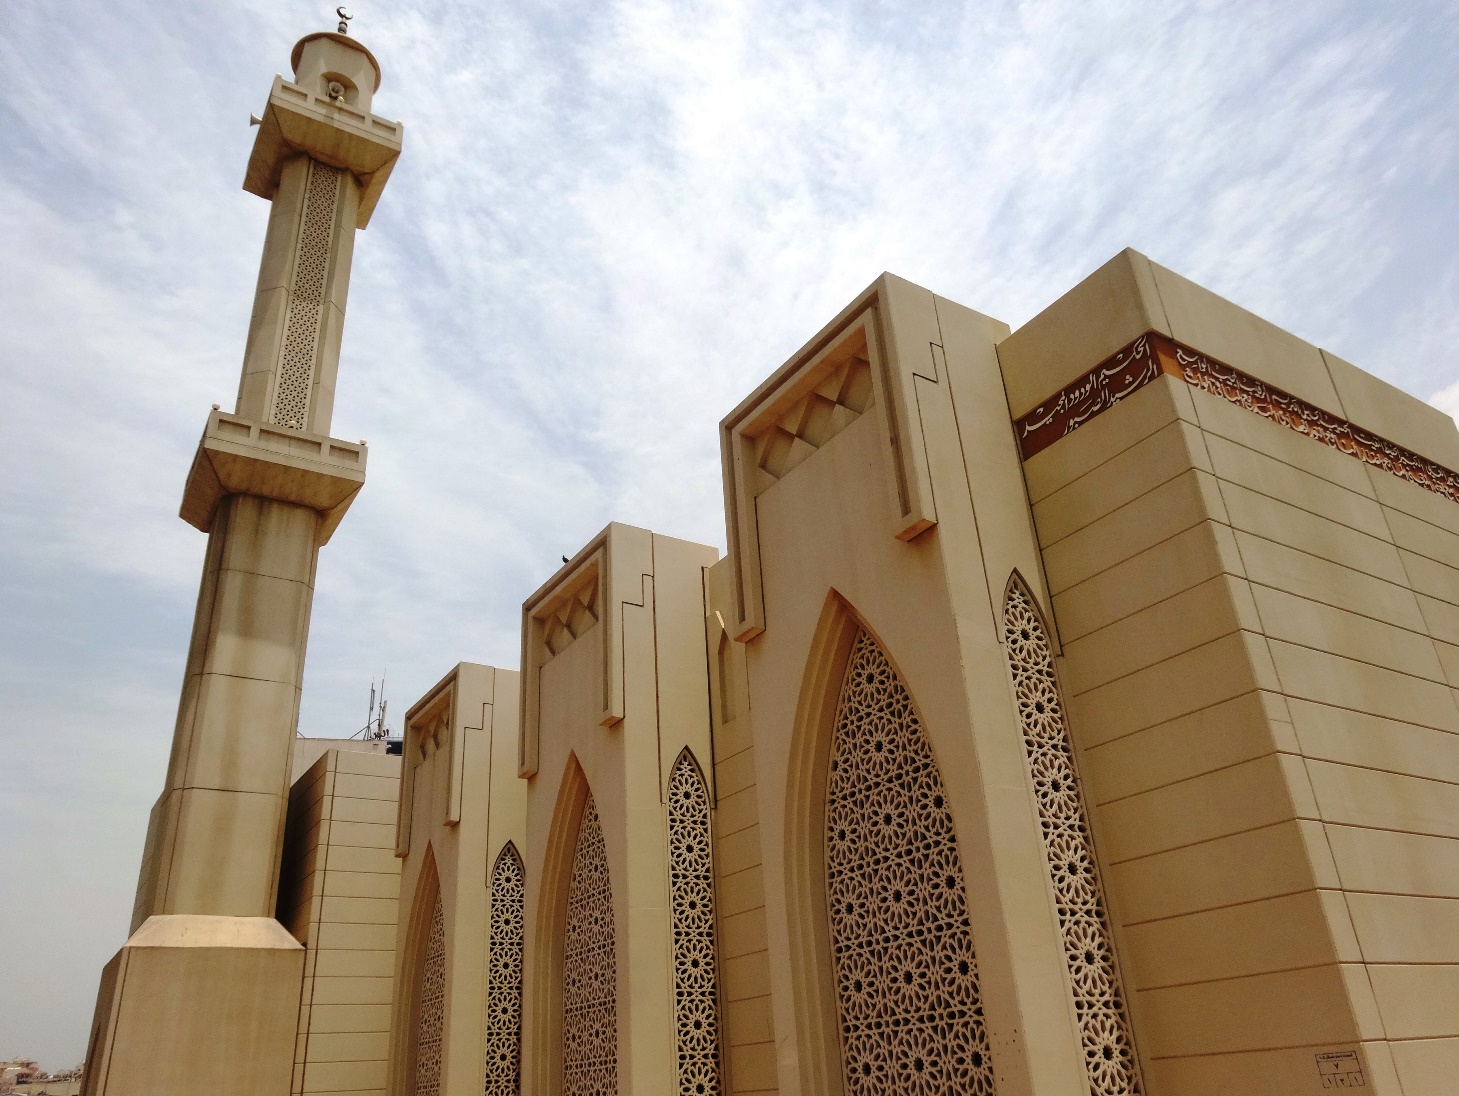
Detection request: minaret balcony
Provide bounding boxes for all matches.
[180,410,367,544]
[243,75,403,227]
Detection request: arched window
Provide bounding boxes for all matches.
[562,793,617,1096]
[825,630,996,1096]
[1003,578,1141,1095]
[667,751,721,1096]
[415,888,447,1096]
[485,843,525,1096]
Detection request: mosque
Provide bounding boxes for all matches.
[79,21,1459,1096]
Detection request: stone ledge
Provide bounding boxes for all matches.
[244,75,403,226]
[180,411,367,544]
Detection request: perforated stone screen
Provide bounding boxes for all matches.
[1003,579,1141,1095]
[485,844,525,1096]
[668,753,722,1096]
[270,159,340,430]
[563,794,617,1096]
[416,890,447,1096]
[825,631,996,1096]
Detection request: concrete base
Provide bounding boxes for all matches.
[82,916,304,1096]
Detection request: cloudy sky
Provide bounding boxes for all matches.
[3,0,1458,1066]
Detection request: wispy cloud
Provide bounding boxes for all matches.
[2,0,1457,1064]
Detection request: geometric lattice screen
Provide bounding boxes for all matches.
[270,160,340,431]
[825,630,998,1096]
[667,752,722,1096]
[562,794,618,1096]
[415,888,447,1096]
[485,843,525,1096]
[1002,578,1142,1095]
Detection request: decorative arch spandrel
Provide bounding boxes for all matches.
[1002,574,1143,1096]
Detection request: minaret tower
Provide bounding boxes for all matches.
[83,22,403,1096]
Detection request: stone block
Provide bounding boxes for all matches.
[1080,691,1284,806]
[1367,965,1459,1039]
[1390,1035,1459,1092]
[1022,375,1192,504]
[1266,641,1459,732]
[1070,630,1275,747]
[298,1002,392,1034]
[1096,753,1305,864]
[1344,893,1459,963]
[1051,521,1241,643]
[86,916,303,1096]
[1287,699,1459,784]
[1252,586,1445,682]
[1106,820,1328,923]
[310,948,395,979]
[160,787,288,917]
[997,249,1172,420]
[1032,418,1208,547]
[1042,468,1226,592]
[1135,963,1372,1058]
[1305,759,1459,838]
[309,975,394,1006]
[1236,530,1427,633]
[1205,432,1390,540]
[1149,260,1344,417]
[1187,383,1378,498]
[1324,349,1459,471]
[1062,574,1255,696]
[1219,479,1409,586]
[320,870,399,900]
[1122,890,1355,989]
[1325,826,1459,898]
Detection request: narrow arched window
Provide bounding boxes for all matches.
[668,752,722,1096]
[562,793,617,1096]
[415,889,447,1096]
[1003,577,1141,1095]
[826,630,996,1095]
[485,843,525,1096]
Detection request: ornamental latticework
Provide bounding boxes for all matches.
[667,753,722,1096]
[1002,580,1141,1095]
[415,889,447,1096]
[270,159,340,430]
[825,631,996,1096]
[485,844,525,1096]
[563,794,617,1096]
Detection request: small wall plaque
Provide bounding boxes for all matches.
[1315,1051,1365,1089]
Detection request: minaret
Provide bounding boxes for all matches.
[83,23,402,1096]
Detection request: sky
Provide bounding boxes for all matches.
[2,0,1458,1067]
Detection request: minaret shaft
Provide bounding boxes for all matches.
[131,495,320,928]
[84,30,401,1095]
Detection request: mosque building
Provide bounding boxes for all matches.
[80,21,1459,1096]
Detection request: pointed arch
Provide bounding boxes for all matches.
[562,790,617,1096]
[397,844,445,1096]
[1002,572,1142,1095]
[781,592,997,1096]
[485,842,526,1096]
[667,749,722,1096]
[823,626,997,1095]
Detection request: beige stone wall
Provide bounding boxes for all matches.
[518,524,718,1096]
[717,274,1098,1096]
[704,559,778,1096]
[1002,248,1459,1094]
[387,663,524,1096]
[279,748,403,1096]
